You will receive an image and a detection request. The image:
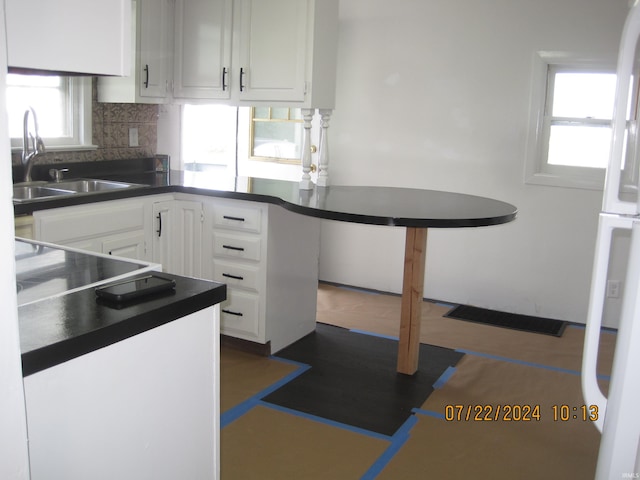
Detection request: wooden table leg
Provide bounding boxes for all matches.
[397,227,428,375]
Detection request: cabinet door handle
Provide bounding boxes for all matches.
[223,215,245,222]
[156,212,162,237]
[222,67,228,91]
[222,309,243,317]
[222,273,244,281]
[222,244,244,252]
[144,64,150,89]
[239,67,245,92]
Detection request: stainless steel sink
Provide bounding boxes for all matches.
[53,179,143,193]
[13,185,76,201]
[13,178,147,202]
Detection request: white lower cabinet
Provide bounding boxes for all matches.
[203,196,320,353]
[24,306,220,480]
[151,199,203,277]
[33,198,151,262]
[32,193,321,353]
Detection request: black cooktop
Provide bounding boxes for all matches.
[15,239,150,307]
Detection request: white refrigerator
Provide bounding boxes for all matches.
[582,1,640,477]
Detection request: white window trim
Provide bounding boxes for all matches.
[524,51,616,190]
[9,77,96,152]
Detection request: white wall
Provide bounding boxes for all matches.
[320,0,629,326]
[0,1,31,476]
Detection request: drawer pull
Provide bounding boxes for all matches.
[222,309,244,317]
[223,244,245,252]
[222,273,244,281]
[223,215,245,222]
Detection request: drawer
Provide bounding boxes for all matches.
[220,290,260,339]
[213,259,260,292]
[213,232,261,262]
[213,203,262,233]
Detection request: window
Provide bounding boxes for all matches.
[249,107,303,164]
[525,53,619,189]
[6,74,93,151]
[181,104,238,171]
[181,105,309,182]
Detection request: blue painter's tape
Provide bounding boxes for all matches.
[220,360,311,428]
[456,348,611,382]
[433,365,456,389]
[568,324,618,335]
[258,401,392,441]
[412,407,446,420]
[360,415,419,480]
[349,329,399,341]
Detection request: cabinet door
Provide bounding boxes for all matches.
[236,0,308,102]
[152,200,203,277]
[174,0,233,100]
[6,0,131,76]
[102,231,147,261]
[138,0,173,99]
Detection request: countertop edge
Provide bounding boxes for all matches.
[14,181,519,228]
[20,275,226,377]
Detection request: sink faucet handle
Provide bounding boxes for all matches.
[49,168,69,182]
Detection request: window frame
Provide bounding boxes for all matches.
[8,75,94,152]
[248,107,303,165]
[525,52,617,190]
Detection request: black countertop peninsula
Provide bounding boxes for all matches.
[14,160,518,228]
[16,238,226,376]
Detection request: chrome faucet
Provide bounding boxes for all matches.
[22,107,46,182]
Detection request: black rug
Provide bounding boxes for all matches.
[262,323,464,436]
[445,305,567,337]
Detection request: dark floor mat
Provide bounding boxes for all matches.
[445,305,567,337]
[262,323,464,436]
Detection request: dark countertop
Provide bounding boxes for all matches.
[16,238,226,376]
[16,238,153,306]
[14,162,518,228]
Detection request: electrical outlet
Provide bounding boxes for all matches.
[129,127,139,147]
[607,280,621,299]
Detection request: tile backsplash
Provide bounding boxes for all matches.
[11,78,158,166]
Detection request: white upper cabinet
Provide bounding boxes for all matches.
[100,0,338,107]
[234,0,308,104]
[99,0,173,103]
[220,0,339,108]
[138,0,173,99]
[173,0,233,100]
[6,0,131,76]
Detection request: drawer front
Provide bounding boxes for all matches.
[213,232,261,262]
[220,290,260,339]
[36,201,145,243]
[212,259,260,292]
[213,203,262,233]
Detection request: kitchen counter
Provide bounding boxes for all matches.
[16,238,226,376]
[14,160,517,375]
[14,166,517,228]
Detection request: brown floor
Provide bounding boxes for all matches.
[220,283,616,479]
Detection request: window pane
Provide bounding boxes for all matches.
[253,107,270,119]
[548,124,611,168]
[551,72,616,119]
[182,105,237,166]
[252,121,302,160]
[271,108,289,120]
[6,74,69,138]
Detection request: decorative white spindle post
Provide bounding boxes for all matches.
[317,109,332,187]
[299,108,315,190]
